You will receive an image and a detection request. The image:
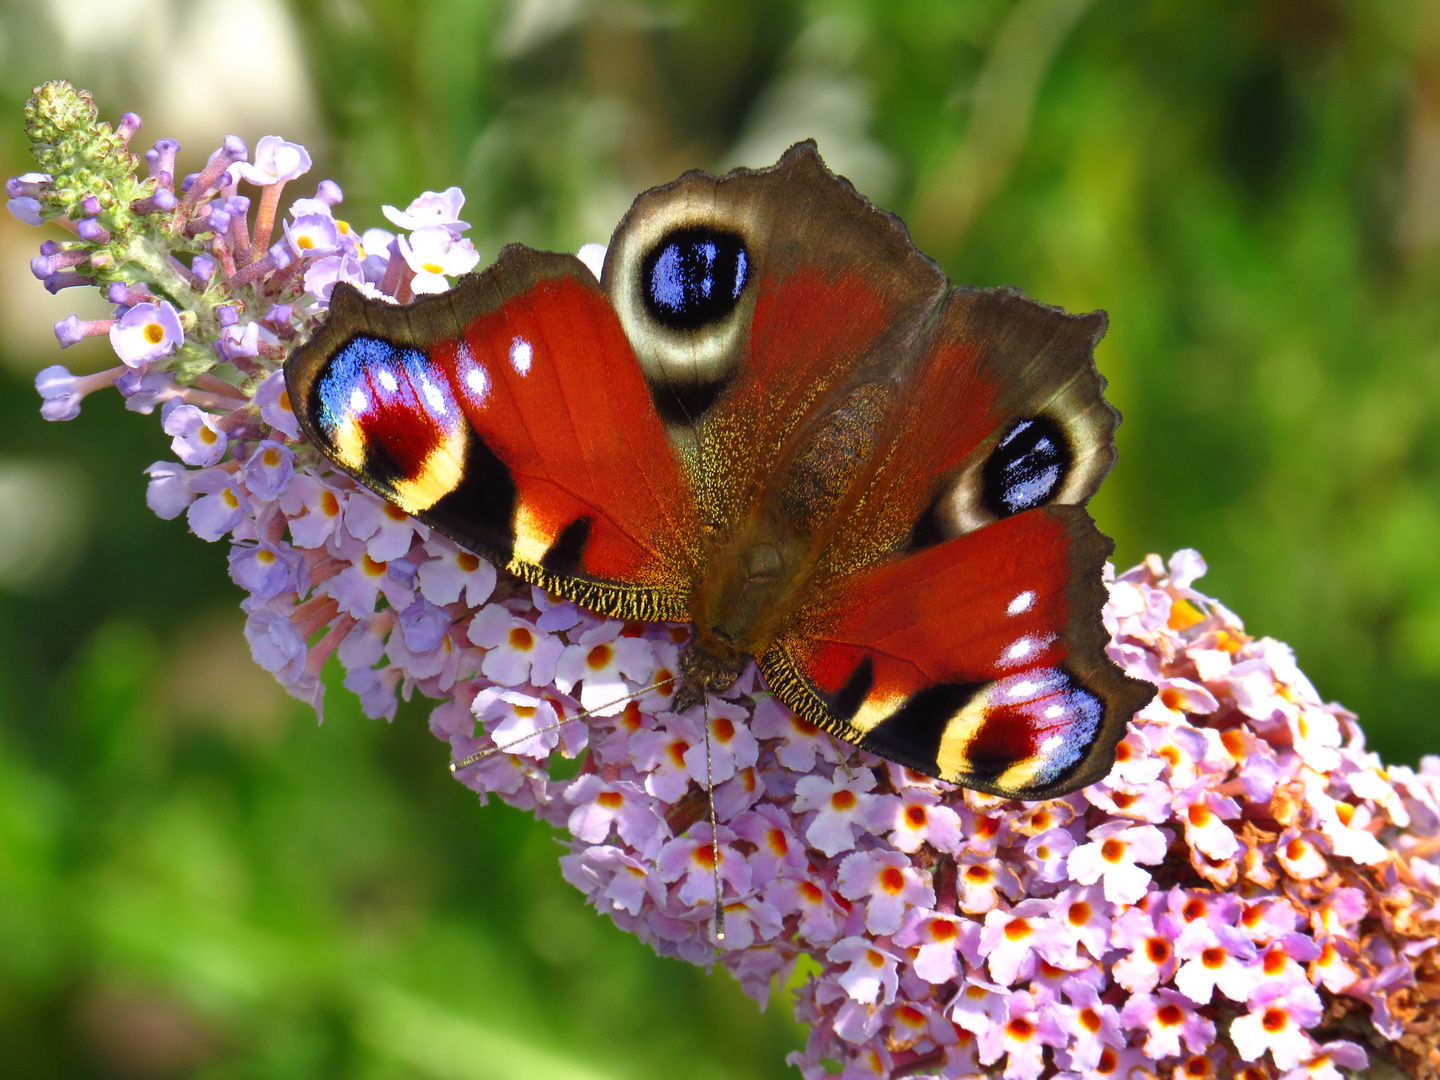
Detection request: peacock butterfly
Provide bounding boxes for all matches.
[284,142,1154,800]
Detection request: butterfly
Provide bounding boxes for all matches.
[284,141,1154,801]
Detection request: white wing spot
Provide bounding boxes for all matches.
[466,365,490,403]
[510,336,533,375]
[1006,679,1039,700]
[1039,734,1064,753]
[348,388,369,412]
[377,368,399,392]
[1007,591,1035,616]
[421,377,446,414]
[1044,704,1065,719]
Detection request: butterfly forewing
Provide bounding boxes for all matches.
[286,249,699,622]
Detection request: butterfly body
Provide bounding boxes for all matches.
[285,142,1153,800]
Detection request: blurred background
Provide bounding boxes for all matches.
[0,0,1437,1075]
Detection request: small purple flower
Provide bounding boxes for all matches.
[396,225,480,292]
[679,701,758,786]
[241,440,294,501]
[1118,987,1215,1058]
[751,695,840,772]
[7,171,50,199]
[382,186,470,234]
[1284,1040,1369,1080]
[77,217,110,243]
[144,460,193,519]
[399,596,451,654]
[54,314,115,348]
[8,196,43,225]
[321,553,394,619]
[1022,825,1077,883]
[109,300,183,368]
[253,371,300,440]
[978,899,1064,986]
[827,937,900,1006]
[1053,979,1124,1071]
[244,606,307,683]
[1230,979,1324,1070]
[730,805,807,881]
[792,768,880,858]
[1109,901,1179,993]
[565,775,666,858]
[836,849,933,936]
[284,212,340,257]
[344,489,422,561]
[35,363,122,421]
[465,605,563,687]
[185,468,248,541]
[161,400,227,467]
[415,538,496,607]
[996,990,1066,1080]
[629,714,704,801]
[217,321,260,361]
[359,227,397,283]
[117,370,183,414]
[885,787,962,854]
[553,624,655,715]
[474,688,570,760]
[656,825,749,908]
[303,253,366,301]
[1173,915,1259,1004]
[1066,820,1169,904]
[229,541,305,600]
[231,135,312,186]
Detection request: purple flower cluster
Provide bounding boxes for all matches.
[19,85,1440,1080]
[437,552,1440,1080]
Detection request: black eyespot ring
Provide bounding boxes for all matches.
[641,227,749,331]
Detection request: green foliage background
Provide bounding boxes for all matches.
[1,0,1438,1075]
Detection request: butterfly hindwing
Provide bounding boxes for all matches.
[763,506,1151,799]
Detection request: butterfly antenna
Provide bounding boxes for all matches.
[703,693,726,944]
[449,677,672,772]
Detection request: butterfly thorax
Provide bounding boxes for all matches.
[673,523,808,712]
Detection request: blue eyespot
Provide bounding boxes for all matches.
[313,334,459,443]
[981,416,1072,518]
[641,227,749,331]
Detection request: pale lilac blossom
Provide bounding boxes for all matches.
[231,135,312,185]
[382,186,470,234]
[396,225,481,292]
[109,300,182,367]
